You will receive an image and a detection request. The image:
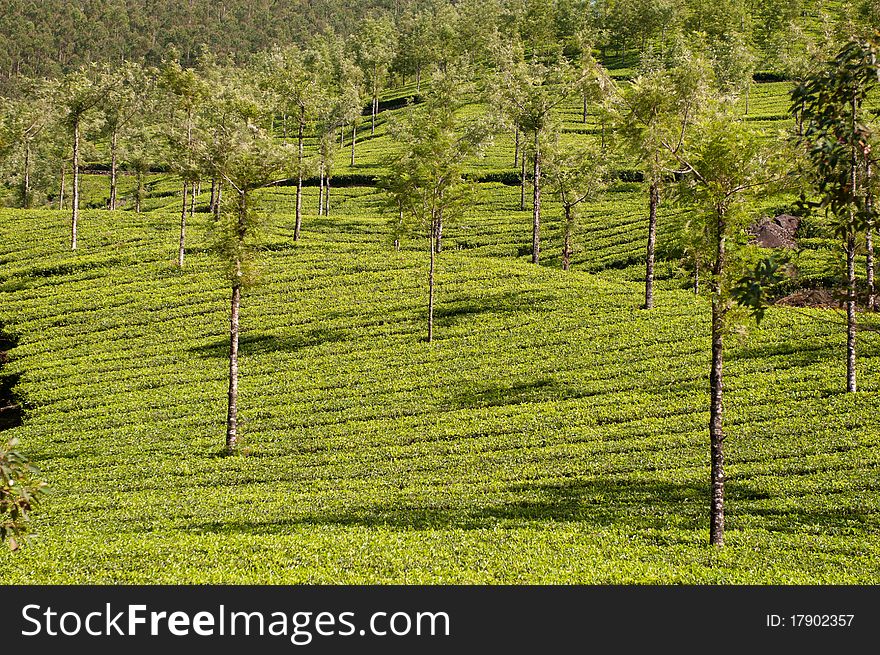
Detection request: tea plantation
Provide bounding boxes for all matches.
[1,78,879,583]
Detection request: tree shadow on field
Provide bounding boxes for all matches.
[181,476,874,539]
[432,290,556,328]
[189,327,347,358]
[452,377,600,409]
[183,478,706,535]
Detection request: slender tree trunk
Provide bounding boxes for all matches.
[694,258,700,294]
[178,181,188,268]
[71,118,80,250]
[644,178,659,309]
[295,114,304,241]
[562,205,573,271]
[532,131,541,265]
[428,217,436,343]
[582,94,588,124]
[214,182,222,222]
[846,228,857,392]
[846,92,858,391]
[325,175,331,216]
[744,81,751,116]
[416,65,421,93]
[226,279,241,452]
[868,226,875,312]
[22,141,31,208]
[109,129,118,210]
[59,164,65,210]
[318,161,325,215]
[520,148,527,211]
[189,181,196,220]
[514,127,519,168]
[209,178,217,214]
[867,162,875,312]
[135,169,143,213]
[371,85,377,135]
[709,211,727,547]
[435,208,443,253]
[351,122,357,166]
[227,190,247,452]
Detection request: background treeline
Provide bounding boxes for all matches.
[0,0,402,86]
[1,0,878,92]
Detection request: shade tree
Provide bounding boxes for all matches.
[670,105,781,546]
[255,45,324,242]
[56,66,105,250]
[382,68,491,342]
[354,16,397,136]
[197,77,287,453]
[493,47,586,264]
[791,34,880,392]
[159,53,209,267]
[614,46,712,308]
[544,141,611,271]
[0,80,54,208]
[97,61,155,211]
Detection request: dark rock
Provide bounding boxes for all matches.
[748,214,800,249]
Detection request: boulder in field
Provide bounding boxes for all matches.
[748,214,800,249]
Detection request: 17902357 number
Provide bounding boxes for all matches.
[790,614,854,627]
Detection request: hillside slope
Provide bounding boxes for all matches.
[0,180,878,582]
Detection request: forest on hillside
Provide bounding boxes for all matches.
[1,0,878,86]
[1,0,879,580]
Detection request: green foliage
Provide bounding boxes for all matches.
[1,190,879,582]
[791,33,880,234]
[1,0,879,583]
[0,437,48,551]
[614,45,713,179]
[731,253,790,323]
[544,141,611,211]
[382,67,492,237]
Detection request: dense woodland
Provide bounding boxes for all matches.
[1,0,880,574]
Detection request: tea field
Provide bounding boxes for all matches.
[1,78,879,583]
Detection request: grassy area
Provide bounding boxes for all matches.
[1,162,879,582]
[1,77,879,583]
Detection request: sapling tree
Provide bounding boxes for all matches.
[494,50,585,264]
[57,66,104,250]
[791,34,880,392]
[0,81,52,208]
[256,45,323,241]
[671,106,780,546]
[98,61,152,210]
[199,80,287,453]
[614,48,711,308]
[159,55,208,267]
[382,69,490,342]
[394,9,434,92]
[544,142,610,271]
[307,32,356,217]
[354,16,397,136]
